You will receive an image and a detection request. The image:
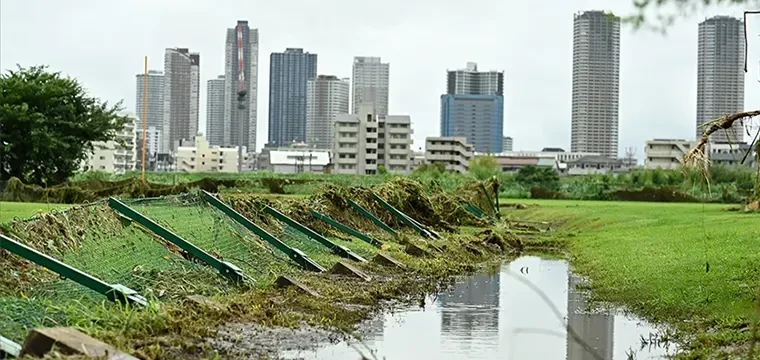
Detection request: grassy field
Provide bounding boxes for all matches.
[502,199,760,358]
[0,201,69,223]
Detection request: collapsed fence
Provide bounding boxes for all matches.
[0,177,501,346]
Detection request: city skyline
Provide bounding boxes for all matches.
[4,1,758,157]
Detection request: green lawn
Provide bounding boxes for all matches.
[0,202,69,223]
[502,199,760,358]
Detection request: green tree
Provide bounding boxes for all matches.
[469,156,500,180]
[515,165,560,190]
[377,164,388,175]
[0,65,128,185]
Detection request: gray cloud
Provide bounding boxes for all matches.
[2,0,757,158]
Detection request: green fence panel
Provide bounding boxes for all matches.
[108,198,244,283]
[121,194,302,282]
[309,209,383,248]
[0,234,146,306]
[201,191,325,272]
[260,203,366,263]
[347,199,398,238]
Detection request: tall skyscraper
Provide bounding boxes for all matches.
[570,11,620,158]
[135,70,164,156]
[696,16,745,143]
[224,21,259,152]
[163,48,200,153]
[206,75,226,146]
[440,62,504,153]
[306,75,350,149]
[268,48,317,147]
[351,56,390,116]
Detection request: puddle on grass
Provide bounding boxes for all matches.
[280,256,678,360]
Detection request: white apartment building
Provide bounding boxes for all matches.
[333,104,413,174]
[352,57,390,116]
[425,137,474,173]
[175,133,246,172]
[644,139,697,170]
[85,115,138,174]
[306,75,350,150]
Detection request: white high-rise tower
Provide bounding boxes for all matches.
[696,16,745,143]
[570,11,620,158]
[351,57,389,116]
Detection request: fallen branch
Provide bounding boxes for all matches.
[682,110,760,170]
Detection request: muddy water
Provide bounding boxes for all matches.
[281,256,677,360]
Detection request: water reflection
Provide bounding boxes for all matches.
[280,256,675,360]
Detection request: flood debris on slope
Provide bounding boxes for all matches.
[0,177,550,359]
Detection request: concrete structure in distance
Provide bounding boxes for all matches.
[503,136,513,152]
[224,21,259,152]
[268,48,318,147]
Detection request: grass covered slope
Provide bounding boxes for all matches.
[504,199,760,357]
[0,202,68,223]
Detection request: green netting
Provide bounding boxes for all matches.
[124,194,298,282]
[279,222,340,268]
[1,203,226,342]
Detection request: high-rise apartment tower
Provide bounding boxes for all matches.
[696,16,745,143]
[268,48,317,147]
[162,48,200,153]
[224,21,259,151]
[351,56,390,116]
[206,75,226,146]
[306,75,350,149]
[440,62,504,153]
[570,11,620,158]
[135,70,164,156]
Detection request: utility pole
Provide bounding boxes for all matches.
[236,24,246,173]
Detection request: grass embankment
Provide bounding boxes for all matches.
[0,202,68,223]
[503,199,760,358]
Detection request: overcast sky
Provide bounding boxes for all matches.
[2,0,759,158]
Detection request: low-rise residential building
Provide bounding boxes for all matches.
[644,139,697,170]
[566,156,625,175]
[175,133,246,172]
[332,103,414,174]
[425,136,474,173]
[84,115,138,173]
[707,142,756,167]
